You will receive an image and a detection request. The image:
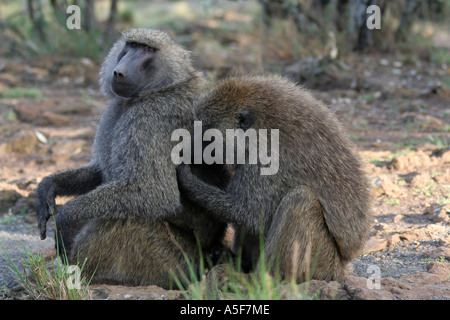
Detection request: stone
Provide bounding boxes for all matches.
[1,129,39,154]
[344,262,450,300]
[423,204,449,223]
[423,247,450,261]
[378,175,406,198]
[410,171,432,188]
[388,150,437,171]
[0,189,22,214]
[319,281,349,300]
[344,275,394,300]
[41,112,72,126]
[363,236,389,254]
[90,284,184,300]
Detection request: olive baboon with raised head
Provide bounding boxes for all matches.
[35,28,229,289]
[177,74,372,282]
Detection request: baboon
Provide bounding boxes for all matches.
[177,74,372,282]
[35,28,229,289]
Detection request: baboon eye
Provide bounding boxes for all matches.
[117,49,126,62]
[145,46,155,53]
[129,42,138,48]
[238,109,253,130]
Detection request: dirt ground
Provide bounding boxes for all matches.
[0,31,449,299]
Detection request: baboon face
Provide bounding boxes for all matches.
[100,28,195,99]
[111,41,159,98]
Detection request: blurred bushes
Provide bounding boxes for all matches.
[0,0,121,60]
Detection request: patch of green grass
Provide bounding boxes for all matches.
[385,199,401,205]
[360,92,381,101]
[348,134,362,141]
[420,256,447,264]
[427,135,449,149]
[175,227,318,300]
[0,245,93,300]
[353,121,369,128]
[393,140,418,149]
[0,209,26,225]
[2,245,91,299]
[2,3,108,60]
[368,158,383,167]
[414,180,437,196]
[441,76,450,88]
[431,172,441,178]
[0,211,94,300]
[0,88,42,99]
[385,149,413,161]
[430,47,450,65]
[4,109,17,122]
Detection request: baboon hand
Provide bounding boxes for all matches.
[176,164,223,208]
[35,178,57,240]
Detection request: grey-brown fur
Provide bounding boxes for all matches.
[35,28,228,288]
[177,74,372,282]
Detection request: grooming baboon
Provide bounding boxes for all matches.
[35,28,229,288]
[177,74,372,282]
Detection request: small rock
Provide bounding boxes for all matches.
[41,112,72,126]
[388,150,437,171]
[440,150,450,163]
[344,275,394,300]
[392,215,403,223]
[13,104,41,123]
[376,175,406,198]
[423,248,450,261]
[410,172,432,188]
[50,139,89,163]
[345,261,450,300]
[363,236,389,254]
[11,195,36,215]
[90,284,184,300]
[391,231,420,243]
[1,130,39,154]
[400,113,447,131]
[296,279,327,297]
[423,204,449,223]
[0,189,22,214]
[319,281,348,300]
[0,72,21,87]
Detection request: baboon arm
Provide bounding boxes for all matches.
[55,178,183,225]
[36,163,103,240]
[177,164,256,231]
[44,164,103,197]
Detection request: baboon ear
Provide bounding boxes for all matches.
[238,109,254,130]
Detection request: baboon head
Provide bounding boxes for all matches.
[192,74,347,172]
[194,74,337,138]
[192,75,293,169]
[194,75,302,130]
[99,28,197,99]
[194,77,261,132]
